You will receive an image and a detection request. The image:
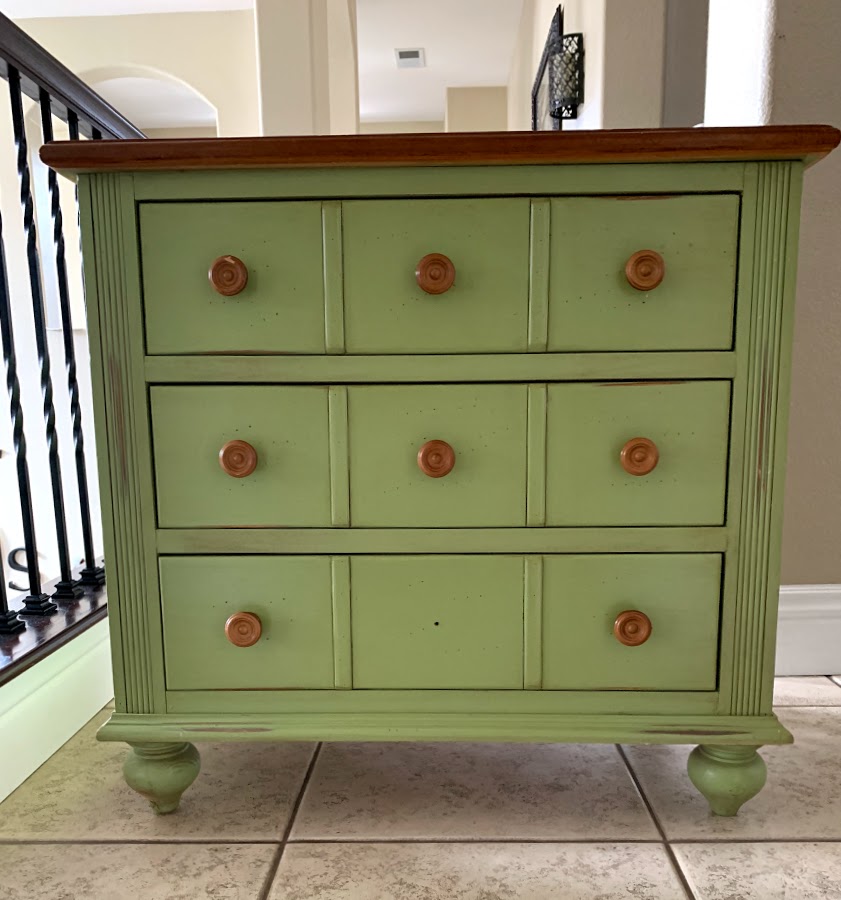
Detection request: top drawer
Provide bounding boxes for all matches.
[139,193,739,356]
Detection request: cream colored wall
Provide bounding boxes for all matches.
[445,87,507,132]
[360,121,445,134]
[254,0,358,136]
[143,126,217,139]
[16,11,259,136]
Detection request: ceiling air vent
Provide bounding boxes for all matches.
[395,48,426,69]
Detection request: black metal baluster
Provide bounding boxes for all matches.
[7,65,81,602]
[0,547,25,634]
[0,205,56,615]
[40,92,104,588]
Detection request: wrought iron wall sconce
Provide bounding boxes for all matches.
[531,5,585,130]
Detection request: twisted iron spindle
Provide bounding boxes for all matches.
[8,67,81,602]
[0,204,55,615]
[40,92,104,587]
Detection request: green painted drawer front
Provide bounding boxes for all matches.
[548,195,739,350]
[151,386,331,527]
[140,201,325,355]
[351,556,524,689]
[348,384,528,526]
[160,556,334,690]
[543,554,721,690]
[546,381,731,526]
[343,199,530,353]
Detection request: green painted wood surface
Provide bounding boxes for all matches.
[343,199,530,353]
[144,351,737,383]
[348,384,528,527]
[548,195,740,351]
[546,381,731,526]
[98,710,792,747]
[141,201,325,354]
[160,556,334,689]
[543,554,721,690]
[350,556,525,689]
[164,687,720,717]
[150,386,331,527]
[155,526,729,555]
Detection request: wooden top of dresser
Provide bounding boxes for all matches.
[41,125,840,175]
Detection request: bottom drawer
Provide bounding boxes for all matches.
[160,556,335,690]
[542,554,721,691]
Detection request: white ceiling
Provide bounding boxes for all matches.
[357,0,525,122]
[1,0,249,16]
[5,0,526,125]
[93,76,216,129]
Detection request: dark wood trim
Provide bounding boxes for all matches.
[41,125,840,174]
[0,566,107,687]
[0,13,144,139]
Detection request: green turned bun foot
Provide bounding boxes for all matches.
[123,742,201,815]
[687,744,767,817]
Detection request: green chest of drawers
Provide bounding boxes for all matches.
[44,126,839,818]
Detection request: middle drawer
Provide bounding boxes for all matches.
[150,381,730,528]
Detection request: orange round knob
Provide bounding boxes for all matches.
[614,610,653,647]
[225,611,262,647]
[418,439,455,478]
[416,253,456,294]
[625,249,665,291]
[620,437,659,476]
[209,255,248,296]
[219,439,258,478]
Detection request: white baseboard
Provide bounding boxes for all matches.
[776,584,841,676]
[0,619,113,802]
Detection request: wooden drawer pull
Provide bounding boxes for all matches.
[614,610,652,647]
[219,439,258,478]
[225,611,262,647]
[418,439,455,477]
[209,255,248,296]
[620,436,659,476]
[416,253,456,294]
[625,249,665,291]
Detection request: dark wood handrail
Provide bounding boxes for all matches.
[0,12,144,139]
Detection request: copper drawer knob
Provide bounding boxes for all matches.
[614,610,653,647]
[209,255,248,296]
[620,437,659,476]
[225,611,262,648]
[625,249,665,291]
[416,252,456,294]
[418,439,455,478]
[219,439,258,478]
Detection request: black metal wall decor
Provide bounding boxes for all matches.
[531,5,585,130]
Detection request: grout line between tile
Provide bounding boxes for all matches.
[256,741,323,900]
[285,837,667,845]
[615,744,698,900]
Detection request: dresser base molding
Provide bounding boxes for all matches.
[98,711,792,747]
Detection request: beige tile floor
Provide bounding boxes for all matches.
[1,677,840,899]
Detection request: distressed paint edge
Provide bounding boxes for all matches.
[526,383,547,527]
[330,556,352,689]
[98,711,792,746]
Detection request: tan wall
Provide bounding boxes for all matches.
[360,121,445,134]
[143,126,217,139]
[770,1,841,584]
[445,87,507,132]
[16,11,259,137]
